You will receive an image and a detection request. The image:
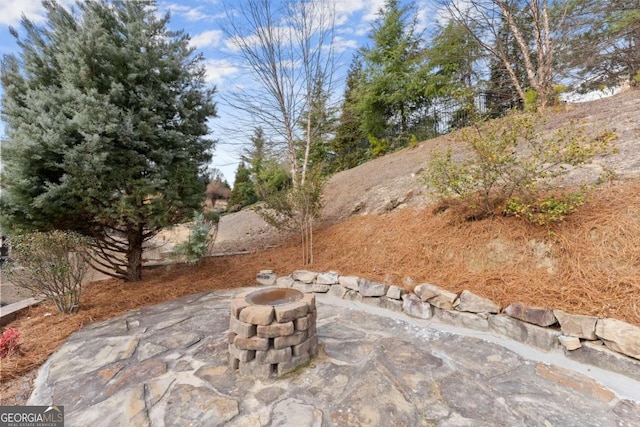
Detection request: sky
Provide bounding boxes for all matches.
[0,0,441,182]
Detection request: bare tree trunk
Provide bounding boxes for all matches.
[125,223,144,282]
[444,0,568,109]
[223,0,335,265]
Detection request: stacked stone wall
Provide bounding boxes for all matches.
[254,269,640,382]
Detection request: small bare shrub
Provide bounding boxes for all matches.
[5,231,91,313]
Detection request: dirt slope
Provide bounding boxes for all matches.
[214,90,640,252]
[322,90,640,223]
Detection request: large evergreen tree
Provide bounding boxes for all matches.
[228,162,258,210]
[357,0,429,153]
[426,20,482,129]
[0,0,217,281]
[330,57,369,171]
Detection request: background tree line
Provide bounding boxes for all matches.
[1,0,637,286]
[229,0,638,195]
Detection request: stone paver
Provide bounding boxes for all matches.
[29,289,640,426]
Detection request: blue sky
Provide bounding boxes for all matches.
[0,0,440,182]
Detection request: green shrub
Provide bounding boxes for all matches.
[172,211,219,264]
[369,135,388,157]
[5,231,91,313]
[505,192,587,225]
[524,89,539,112]
[423,113,617,224]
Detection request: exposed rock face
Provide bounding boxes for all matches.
[596,318,640,360]
[504,303,557,327]
[454,290,500,314]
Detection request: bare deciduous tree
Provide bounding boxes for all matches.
[222,0,336,264]
[441,0,575,108]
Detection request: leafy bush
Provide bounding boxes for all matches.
[0,328,21,358]
[505,192,587,225]
[424,113,617,224]
[524,89,539,112]
[5,231,91,313]
[369,135,389,157]
[172,211,219,264]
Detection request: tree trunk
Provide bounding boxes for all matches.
[125,223,144,282]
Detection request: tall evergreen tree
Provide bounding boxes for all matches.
[228,162,258,210]
[426,20,482,129]
[330,57,369,171]
[0,0,216,281]
[241,127,289,199]
[357,0,429,152]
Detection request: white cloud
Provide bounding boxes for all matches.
[333,36,358,53]
[203,58,240,85]
[416,2,440,35]
[0,0,75,27]
[333,0,366,25]
[162,2,221,22]
[189,29,223,49]
[363,0,385,22]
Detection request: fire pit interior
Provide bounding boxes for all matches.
[228,287,318,378]
[245,288,303,306]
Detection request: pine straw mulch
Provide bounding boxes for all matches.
[2,181,640,403]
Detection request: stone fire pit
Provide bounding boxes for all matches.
[228,288,318,378]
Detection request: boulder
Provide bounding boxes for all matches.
[435,308,489,332]
[454,290,500,314]
[553,310,598,340]
[414,283,457,310]
[504,303,557,327]
[316,271,339,285]
[558,335,582,351]
[595,318,640,360]
[338,276,360,291]
[489,315,560,352]
[401,293,432,319]
[386,285,407,300]
[292,282,331,294]
[276,276,295,288]
[292,270,318,284]
[358,280,389,297]
[328,285,348,299]
[256,270,277,286]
